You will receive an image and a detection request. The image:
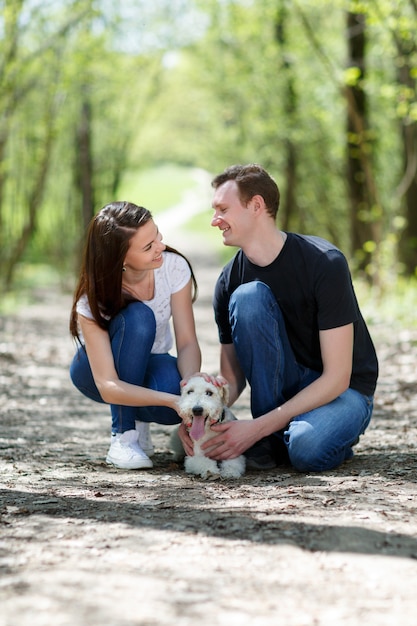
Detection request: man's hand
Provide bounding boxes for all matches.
[200,419,261,461]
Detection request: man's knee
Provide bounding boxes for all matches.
[286,422,344,473]
[231,281,272,303]
[288,437,325,472]
[229,281,275,325]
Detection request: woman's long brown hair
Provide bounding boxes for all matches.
[69,201,198,344]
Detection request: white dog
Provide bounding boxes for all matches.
[172,376,246,479]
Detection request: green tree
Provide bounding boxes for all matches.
[0,1,168,287]
[0,0,92,290]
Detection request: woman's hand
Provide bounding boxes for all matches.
[180,372,228,388]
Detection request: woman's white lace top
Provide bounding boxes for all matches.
[76,251,191,354]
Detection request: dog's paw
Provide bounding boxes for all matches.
[219,457,246,479]
[201,469,222,481]
[185,455,220,480]
[186,467,221,480]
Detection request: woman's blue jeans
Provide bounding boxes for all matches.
[70,302,182,434]
[229,282,374,472]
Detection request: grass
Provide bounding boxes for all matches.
[356,276,417,332]
[117,164,203,213]
[0,264,65,314]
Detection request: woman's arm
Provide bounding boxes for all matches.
[219,343,246,405]
[79,315,179,411]
[170,279,203,456]
[171,279,201,379]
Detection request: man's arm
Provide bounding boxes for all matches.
[204,323,354,460]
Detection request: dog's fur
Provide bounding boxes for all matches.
[171,376,245,479]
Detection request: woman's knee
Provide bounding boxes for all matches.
[70,349,103,403]
[110,301,156,344]
[144,354,181,394]
[70,348,88,387]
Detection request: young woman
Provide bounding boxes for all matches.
[69,201,202,470]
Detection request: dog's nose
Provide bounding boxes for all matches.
[192,405,204,416]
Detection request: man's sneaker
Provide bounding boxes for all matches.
[106,430,153,470]
[135,421,154,457]
[244,437,278,470]
[245,434,291,470]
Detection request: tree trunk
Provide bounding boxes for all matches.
[3,96,56,289]
[75,95,95,233]
[397,58,417,275]
[346,11,375,275]
[275,1,298,232]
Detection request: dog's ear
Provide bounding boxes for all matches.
[220,383,229,406]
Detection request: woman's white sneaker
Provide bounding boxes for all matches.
[106,430,153,469]
[135,421,155,457]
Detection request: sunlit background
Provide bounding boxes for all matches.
[0,0,416,323]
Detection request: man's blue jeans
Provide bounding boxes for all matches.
[228,281,374,472]
[70,302,182,434]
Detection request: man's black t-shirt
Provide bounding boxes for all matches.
[213,233,378,396]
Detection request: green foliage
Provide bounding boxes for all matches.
[1,0,417,294]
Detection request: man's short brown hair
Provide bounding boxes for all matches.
[211,164,280,219]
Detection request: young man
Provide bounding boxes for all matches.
[203,163,378,472]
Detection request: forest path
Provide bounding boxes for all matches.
[0,188,416,626]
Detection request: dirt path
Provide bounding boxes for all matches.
[1,234,417,626]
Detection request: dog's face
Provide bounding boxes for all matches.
[179,376,229,442]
